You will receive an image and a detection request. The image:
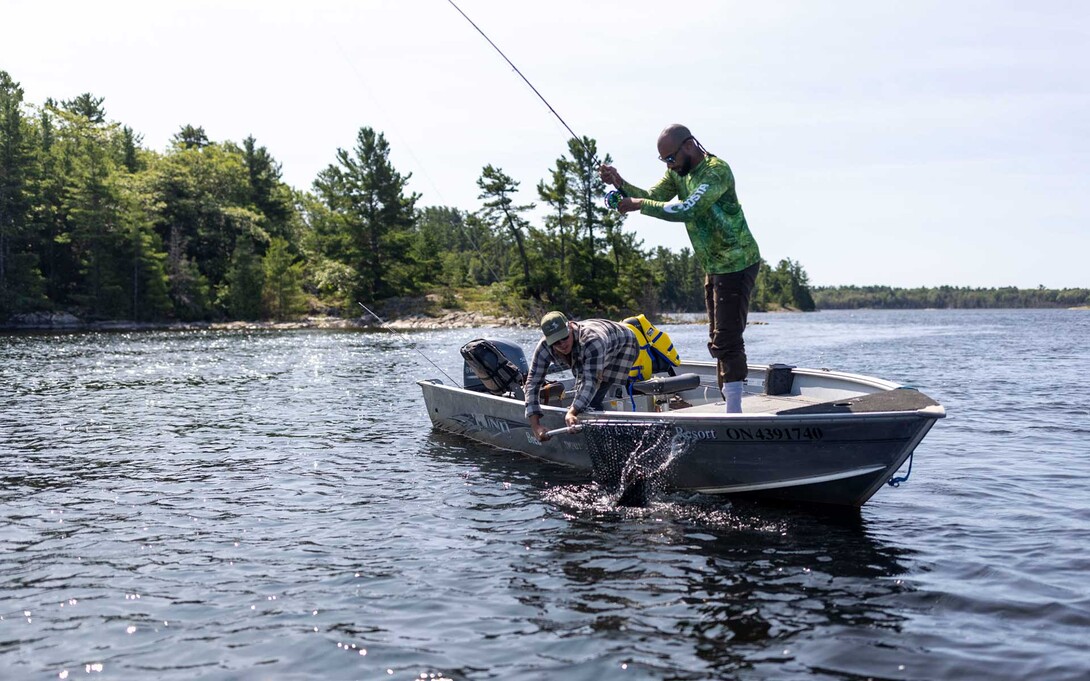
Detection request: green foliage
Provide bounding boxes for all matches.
[648,246,702,312]
[311,127,419,305]
[756,258,816,311]
[0,71,38,316]
[813,285,1090,309]
[476,164,537,299]
[62,94,106,124]
[262,237,305,320]
[173,124,210,150]
[562,137,622,311]
[411,206,463,287]
[242,135,294,241]
[223,236,265,319]
[28,69,1063,325]
[507,138,655,319]
[120,126,141,172]
[61,105,130,318]
[116,172,172,320]
[0,74,314,323]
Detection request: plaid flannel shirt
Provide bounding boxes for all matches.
[524,319,639,418]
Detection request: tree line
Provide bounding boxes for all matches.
[813,285,1090,309]
[0,72,818,324]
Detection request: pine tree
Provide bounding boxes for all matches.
[0,71,44,315]
[224,235,265,319]
[476,165,536,299]
[242,135,294,241]
[57,96,130,318]
[561,137,619,311]
[311,127,419,303]
[537,160,574,298]
[263,237,304,320]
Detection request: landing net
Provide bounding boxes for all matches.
[580,421,698,506]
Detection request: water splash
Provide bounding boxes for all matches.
[582,423,698,507]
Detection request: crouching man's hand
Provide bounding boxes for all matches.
[529,414,550,442]
[565,408,580,428]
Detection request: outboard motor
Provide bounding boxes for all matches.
[460,339,529,396]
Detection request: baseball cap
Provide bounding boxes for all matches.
[540,311,570,346]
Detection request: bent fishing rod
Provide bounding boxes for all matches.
[445,0,626,210]
[445,0,590,157]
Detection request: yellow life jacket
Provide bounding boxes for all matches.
[622,314,681,381]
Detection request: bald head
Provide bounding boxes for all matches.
[656,124,702,175]
[658,124,692,148]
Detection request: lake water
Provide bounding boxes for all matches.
[1,309,1088,680]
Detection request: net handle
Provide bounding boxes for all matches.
[545,419,675,438]
[545,425,584,438]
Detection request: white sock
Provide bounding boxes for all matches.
[722,381,743,414]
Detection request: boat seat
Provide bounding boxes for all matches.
[631,372,702,395]
[537,381,565,405]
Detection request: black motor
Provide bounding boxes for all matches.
[460,339,528,395]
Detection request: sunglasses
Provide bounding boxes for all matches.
[659,136,693,164]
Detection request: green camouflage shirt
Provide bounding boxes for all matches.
[622,155,761,274]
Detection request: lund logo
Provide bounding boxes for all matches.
[471,413,510,434]
[664,183,710,214]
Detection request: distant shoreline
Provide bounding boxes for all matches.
[3,306,1085,334]
[0,310,530,333]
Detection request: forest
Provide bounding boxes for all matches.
[0,71,817,325]
[3,72,1083,326]
[813,285,1089,309]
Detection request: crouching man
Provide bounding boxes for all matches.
[525,311,638,441]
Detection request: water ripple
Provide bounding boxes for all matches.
[2,311,1088,679]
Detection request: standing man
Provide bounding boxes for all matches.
[525,311,638,441]
[599,124,761,413]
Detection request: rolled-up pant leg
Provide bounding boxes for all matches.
[704,262,760,387]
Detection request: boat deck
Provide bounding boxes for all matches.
[675,392,824,415]
[652,385,940,417]
[538,366,939,418]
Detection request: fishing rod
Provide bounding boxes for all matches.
[445,0,592,158]
[444,0,627,212]
[444,0,632,210]
[445,0,629,212]
[357,301,461,386]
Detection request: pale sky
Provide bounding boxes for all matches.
[3,0,1087,288]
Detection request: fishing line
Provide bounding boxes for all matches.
[330,32,507,285]
[357,301,462,386]
[447,0,628,212]
[445,0,595,159]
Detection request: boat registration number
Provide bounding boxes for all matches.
[721,426,824,442]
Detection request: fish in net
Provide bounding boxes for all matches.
[580,421,698,507]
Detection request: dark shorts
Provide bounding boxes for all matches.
[704,262,760,386]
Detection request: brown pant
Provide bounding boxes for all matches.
[704,262,760,386]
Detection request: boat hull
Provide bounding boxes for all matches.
[417,362,943,507]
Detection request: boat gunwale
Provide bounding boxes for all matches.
[416,378,946,422]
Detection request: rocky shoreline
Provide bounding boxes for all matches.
[0,309,533,333]
[0,308,767,333]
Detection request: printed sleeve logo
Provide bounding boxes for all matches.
[664,183,709,214]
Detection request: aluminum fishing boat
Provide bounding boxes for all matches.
[418,340,945,507]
